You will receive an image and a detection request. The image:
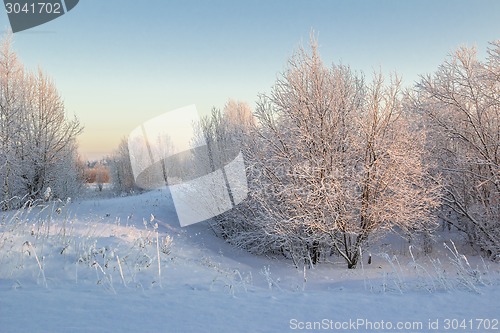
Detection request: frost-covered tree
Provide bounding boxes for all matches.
[110,138,138,194]
[0,33,26,209]
[47,140,85,200]
[223,99,255,136]
[415,42,500,260]
[188,101,254,179]
[21,69,83,200]
[213,37,441,268]
[0,33,83,209]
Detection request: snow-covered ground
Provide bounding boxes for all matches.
[1,189,499,333]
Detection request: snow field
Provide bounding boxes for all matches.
[1,189,499,333]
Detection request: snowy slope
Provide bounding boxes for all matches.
[1,189,499,333]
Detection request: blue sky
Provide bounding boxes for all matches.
[1,0,499,159]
